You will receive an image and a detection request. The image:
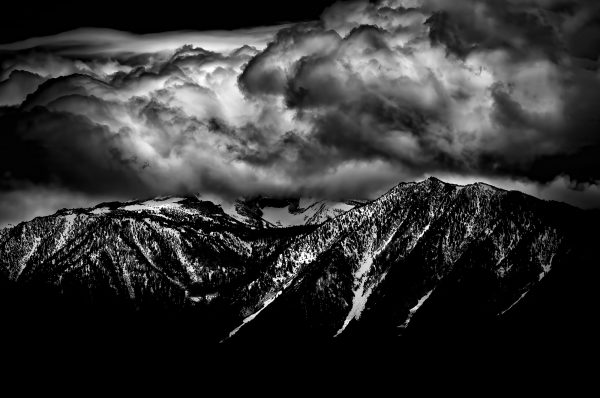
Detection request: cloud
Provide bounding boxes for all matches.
[0,185,110,228]
[424,0,600,60]
[0,27,286,56]
[0,70,46,106]
[0,0,599,225]
[240,0,600,182]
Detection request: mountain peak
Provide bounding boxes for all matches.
[418,177,503,193]
[419,176,450,189]
[425,176,444,183]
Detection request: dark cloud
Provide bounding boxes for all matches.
[0,0,599,227]
[425,0,565,58]
[239,0,600,184]
[0,70,45,106]
[0,107,149,196]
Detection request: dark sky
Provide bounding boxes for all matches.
[0,1,342,43]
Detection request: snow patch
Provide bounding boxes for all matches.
[187,292,218,303]
[334,255,376,337]
[261,206,305,227]
[399,289,434,330]
[121,197,185,212]
[196,195,354,227]
[335,229,397,337]
[260,200,354,227]
[415,223,430,241]
[499,290,529,316]
[224,279,295,341]
[91,207,110,215]
[227,293,281,339]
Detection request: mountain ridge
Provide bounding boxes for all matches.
[0,177,597,346]
[0,176,582,232]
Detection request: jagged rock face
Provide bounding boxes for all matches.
[0,178,597,344]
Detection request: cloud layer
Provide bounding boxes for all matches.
[1,0,599,226]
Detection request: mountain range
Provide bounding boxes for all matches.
[0,177,597,349]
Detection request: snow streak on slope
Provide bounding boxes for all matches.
[334,227,399,337]
[334,253,379,337]
[499,290,529,316]
[226,293,281,339]
[224,279,294,341]
[398,289,434,330]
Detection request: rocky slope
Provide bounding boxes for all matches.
[0,178,597,345]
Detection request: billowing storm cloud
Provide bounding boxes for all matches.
[1,0,599,226]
